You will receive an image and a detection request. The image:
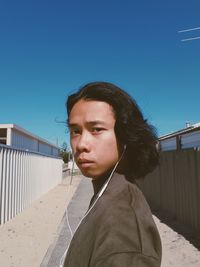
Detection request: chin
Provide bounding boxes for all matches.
[80,169,93,178]
[80,169,101,179]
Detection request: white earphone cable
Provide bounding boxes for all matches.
[60,145,126,267]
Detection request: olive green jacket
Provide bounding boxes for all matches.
[63,173,162,267]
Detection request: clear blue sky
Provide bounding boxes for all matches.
[0,0,200,147]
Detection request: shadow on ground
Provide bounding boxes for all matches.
[152,208,200,250]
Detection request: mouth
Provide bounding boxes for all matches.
[77,159,94,168]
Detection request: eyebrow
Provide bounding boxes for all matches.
[68,120,108,128]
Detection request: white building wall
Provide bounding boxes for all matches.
[0,124,60,157]
[38,142,52,155]
[6,128,12,146]
[11,129,38,152]
[181,131,200,149]
[160,137,176,151]
[52,147,59,156]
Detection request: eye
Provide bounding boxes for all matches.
[70,128,81,136]
[91,127,104,134]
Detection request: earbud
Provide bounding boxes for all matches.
[124,144,127,151]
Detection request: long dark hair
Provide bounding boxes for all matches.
[66,82,159,179]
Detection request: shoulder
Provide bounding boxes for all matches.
[90,174,161,262]
[97,173,151,218]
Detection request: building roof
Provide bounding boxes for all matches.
[0,124,59,149]
[159,122,200,141]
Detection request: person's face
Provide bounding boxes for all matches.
[69,99,121,179]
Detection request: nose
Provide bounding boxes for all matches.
[76,131,90,153]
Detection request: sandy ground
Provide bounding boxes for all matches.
[0,175,82,267]
[154,216,200,267]
[0,174,200,267]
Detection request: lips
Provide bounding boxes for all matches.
[77,159,94,168]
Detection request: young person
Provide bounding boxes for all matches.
[62,82,162,267]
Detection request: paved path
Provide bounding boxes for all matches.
[0,175,82,267]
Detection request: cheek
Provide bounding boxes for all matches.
[98,133,119,158]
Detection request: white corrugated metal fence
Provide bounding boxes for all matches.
[0,144,63,224]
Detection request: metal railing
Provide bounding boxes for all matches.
[0,144,63,224]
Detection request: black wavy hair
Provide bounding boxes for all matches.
[66,82,159,179]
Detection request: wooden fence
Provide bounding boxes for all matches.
[138,148,200,234]
[0,144,63,224]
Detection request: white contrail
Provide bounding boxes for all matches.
[178,26,200,33]
[181,36,200,42]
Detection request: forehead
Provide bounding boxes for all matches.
[69,99,115,124]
